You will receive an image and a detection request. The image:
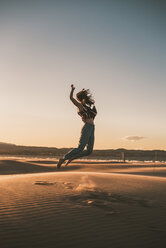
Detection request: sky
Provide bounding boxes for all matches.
[0,0,166,150]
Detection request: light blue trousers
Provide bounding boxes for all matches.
[64,122,95,160]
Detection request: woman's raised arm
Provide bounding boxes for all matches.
[70,85,83,111]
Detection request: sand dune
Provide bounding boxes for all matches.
[0,158,166,247]
[0,157,166,175]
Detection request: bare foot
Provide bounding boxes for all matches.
[57,158,65,169]
[65,159,73,166]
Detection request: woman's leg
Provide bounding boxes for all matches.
[57,123,93,168]
[64,123,93,159]
[65,125,95,165]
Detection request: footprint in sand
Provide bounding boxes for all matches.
[34,181,56,186]
[34,181,74,189]
[62,182,74,190]
[68,189,155,215]
[68,190,119,215]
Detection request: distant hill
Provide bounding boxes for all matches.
[0,142,68,157]
[0,142,16,148]
[0,142,166,161]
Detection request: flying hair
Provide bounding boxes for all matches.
[76,88,95,106]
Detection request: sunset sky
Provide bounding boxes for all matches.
[0,0,166,150]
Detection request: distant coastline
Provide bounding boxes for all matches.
[0,142,166,161]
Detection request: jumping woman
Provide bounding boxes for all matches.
[57,84,97,168]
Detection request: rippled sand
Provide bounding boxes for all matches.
[0,158,166,247]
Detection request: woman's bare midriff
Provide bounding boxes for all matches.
[85,118,94,124]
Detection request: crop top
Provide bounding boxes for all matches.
[78,105,97,122]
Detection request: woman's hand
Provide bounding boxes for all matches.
[70,84,75,99]
[71,84,75,91]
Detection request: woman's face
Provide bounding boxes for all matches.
[76,93,82,102]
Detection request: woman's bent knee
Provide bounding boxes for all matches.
[87,150,93,155]
[77,146,85,152]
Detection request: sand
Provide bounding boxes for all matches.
[0,157,166,248]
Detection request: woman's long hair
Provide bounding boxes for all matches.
[76,89,95,107]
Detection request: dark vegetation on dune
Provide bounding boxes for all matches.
[0,142,166,161]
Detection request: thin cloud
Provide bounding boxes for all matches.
[122,136,146,142]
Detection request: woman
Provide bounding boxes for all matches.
[57,84,97,168]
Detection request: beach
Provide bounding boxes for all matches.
[0,157,166,248]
